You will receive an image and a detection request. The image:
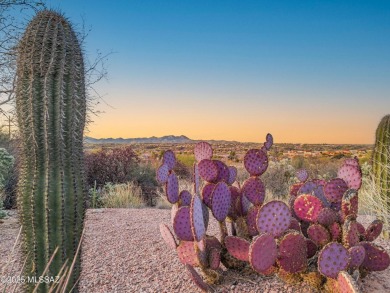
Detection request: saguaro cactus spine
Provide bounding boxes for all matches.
[16,10,86,291]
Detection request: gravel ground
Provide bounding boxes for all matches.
[1,209,389,292]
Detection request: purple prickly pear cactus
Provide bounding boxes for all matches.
[244,149,268,176]
[156,163,169,184]
[343,157,360,168]
[277,231,308,273]
[166,172,179,204]
[337,271,360,293]
[264,133,273,151]
[194,141,213,162]
[228,186,241,219]
[257,200,291,237]
[177,241,200,266]
[190,195,206,242]
[213,160,230,183]
[356,221,365,236]
[317,207,339,227]
[198,159,219,182]
[205,235,222,251]
[211,182,231,221]
[330,222,342,241]
[180,190,193,206]
[159,223,178,250]
[163,150,176,170]
[185,264,209,292]
[307,224,330,247]
[241,177,265,206]
[348,245,366,270]
[201,183,215,208]
[296,169,309,183]
[209,248,221,270]
[289,217,301,232]
[227,166,237,185]
[193,162,200,196]
[318,242,350,279]
[313,185,331,207]
[202,202,209,231]
[173,206,194,241]
[297,181,317,195]
[306,238,318,258]
[249,233,277,274]
[338,164,362,190]
[290,183,303,197]
[324,178,348,203]
[360,242,390,271]
[236,194,251,217]
[365,219,383,242]
[246,206,260,236]
[225,236,251,261]
[342,219,360,248]
[293,194,323,222]
[341,190,358,220]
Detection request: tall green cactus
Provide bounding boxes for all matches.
[16,10,86,291]
[373,115,390,224]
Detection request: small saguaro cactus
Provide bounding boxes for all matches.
[16,10,86,292]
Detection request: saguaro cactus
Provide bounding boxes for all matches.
[16,10,86,291]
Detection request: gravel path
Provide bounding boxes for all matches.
[1,209,389,292]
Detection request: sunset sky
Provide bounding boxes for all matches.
[24,1,390,143]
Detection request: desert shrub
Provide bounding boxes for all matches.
[262,159,295,200]
[291,156,339,180]
[100,182,145,208]
[0,148,15,209]
[128,163,159,206]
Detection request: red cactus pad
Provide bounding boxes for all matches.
[341,190,359,220]
[211,182,231,222]
[360,242,390,271]
[294,194,323,222]
[317,207,339,227]
[249,233,277,274]
[278,232,308,273]
[264,133,273,150]
[159,223,177,250]
[244,149,268,176]
[348,245,366,270]
[289,217,301,232]
[177,241,199,266]
[198,159,219,182]
[194,141,213,162]
[307,224,331,247]
[166,172,179,204]
[156,163,169,184]
[180,190,192,206]
[356,222,365,235]
[296,169,309,183]
[190,195,206,242]
[163,150,176,170]
[185,264,209,292]
[324,178,348,203]
[209,248,221,270]
[246,206,260,236]
[330,222,342,241]
[290,183,304,197]
[338,164,362,190]
[257,201,291,237]
[318,242,350,279]
[227,166,237,185]
[242,177,265,206]
[365,219,383,242]
[337,271,360,293]
[342,219,360,248]
[306,238,318,258]
[225,236,251,262]
[201,183,215,208]
[173,206,194,241]
[213,160,230,183]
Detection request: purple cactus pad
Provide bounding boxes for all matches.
[294,194,323,222]
[289,217,301,232]
[227,166,237,185]
[365,219,383,242]
[356,222,366,235]
[264,133,273,150]
[166,172,179,204]
[205,235,222,251]
[257,200,291,237]
[225,236,251,261]
[194,141,213,162]
[173,206,194,241]
[201,183,215,208]
[330,222,342,241]
[246,206,260,236]
[343,219,360,248]
[249,233,277,274]
[297,181,317,195]
[211,182,231,221]
[198,159,219,182]
[193,163,200,196]
[202,202,209,230]
[162,150,176,170]
[156,163,169,184]
[343,157,360,168]
[318,242,350,279]
[338,164,362,190]
[306,239,318,258]
[317,207,339,227]
[348,245,366,270]
[307,224,330,247]
[278,232,308,273]
[324,178,348,203]
[180,190,192,206]
[190,195,206,242]
[213,160,230,183]
[159,223,177,250]
[341,190,359,220]
[296,169,309,182]
[244,149,268,176]
[185,264,209,292]
[242,177,265,206]
[209,248,221,270]
[360,242,390,271]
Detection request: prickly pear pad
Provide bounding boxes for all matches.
[244,149,268,176]
[156,163,169,184]
[193,162,200,196]
[214,160,230,183]
[337,271,360,293]
[225,236,251,262]
[178,241,200,266]
[173,206,194,241]
[307,224,330,247]
[297,181,317,195]
[341,190,359,220]
[348,245,365,270]
[201,183,215,208]
[242,177,265,206]
[294,194,323,222]
[330,222,342,241]
[257,200,291,237]
[338,164,362,190]
[249,233,277,274]
[185,264,209,292]
[277,232,307,273]
[289,218,301,232]
[209,248,221,270]
[227,166,237,185]
[365,219,383,242]
[318,242,350,279]
[343,219,360,248]
[163,150,176,170]
[290,183,303,197]
[317,207,338,227]
[324,178,348,203]
[180,190,192,206]
[360,242,390,271]
[194,141,213,162]
[166,172,179,204]
[198,159,219,182]
[296,169,309,183]
[190,195,206,242]
[159,223,177,250]
[306,239,318,259]
[246,206,260,236]
[211,182,231,221]
[264,133,273,150]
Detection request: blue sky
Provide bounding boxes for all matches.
[19,1,390,143]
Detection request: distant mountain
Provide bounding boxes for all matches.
[84,135,192,144]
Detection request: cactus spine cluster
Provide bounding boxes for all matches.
[16,10,86,291]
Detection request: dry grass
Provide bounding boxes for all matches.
[101,182,146,209]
